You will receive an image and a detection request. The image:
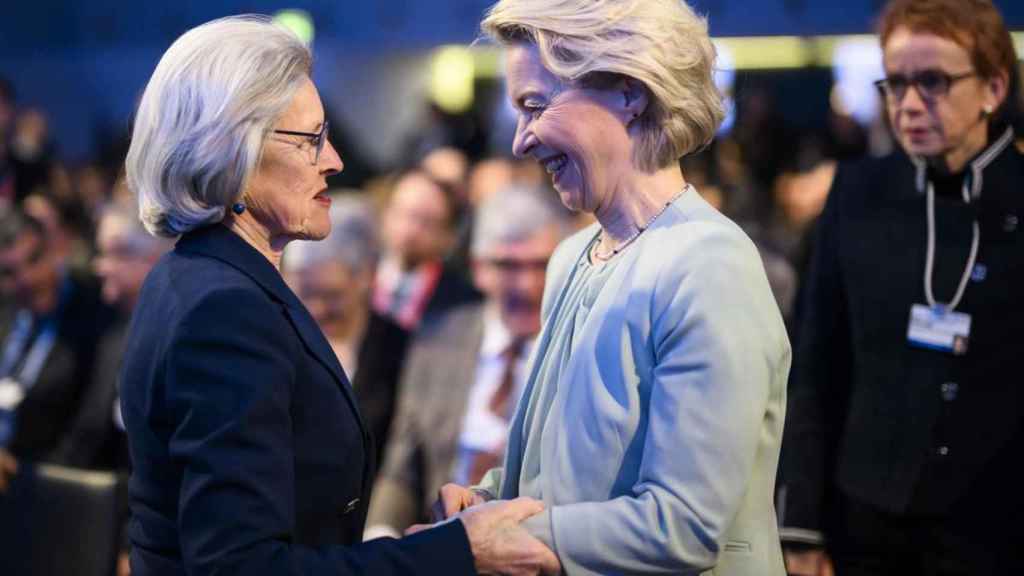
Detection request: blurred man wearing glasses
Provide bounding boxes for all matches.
[366,184,573,538]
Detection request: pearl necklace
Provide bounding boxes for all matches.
[592,185,689,262]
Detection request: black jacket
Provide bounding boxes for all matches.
[779,129,1024,542]
[353,312,410,472]
[2,270,113,460]
[120,225,474,575]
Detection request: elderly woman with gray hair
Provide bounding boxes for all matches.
[119,15,556,576]
[433,1,792,574]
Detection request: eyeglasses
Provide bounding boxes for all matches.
[874,70,976,102]
[272,120,330,165]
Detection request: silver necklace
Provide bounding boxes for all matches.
[592,185,688,261]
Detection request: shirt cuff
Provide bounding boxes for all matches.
[521,509,555,550]
[779,526,826,546]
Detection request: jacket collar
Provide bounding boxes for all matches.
[176,224,295,307]
[911,126,1016,200]
[175,224,369,439]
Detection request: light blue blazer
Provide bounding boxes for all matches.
[476,189,790,575]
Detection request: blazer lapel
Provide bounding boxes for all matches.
[175,225,370,438]
[282,302,369,435]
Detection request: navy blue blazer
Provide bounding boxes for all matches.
[119,225,474,575]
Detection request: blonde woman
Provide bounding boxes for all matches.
[432,0,791,574]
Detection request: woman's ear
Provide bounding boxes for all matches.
[983,71,1009,114]
[621,77,650,123]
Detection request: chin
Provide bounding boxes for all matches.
[304,215,333,241]
[898,133,943,158]
[306,228,331,241]
[555,185,585,213]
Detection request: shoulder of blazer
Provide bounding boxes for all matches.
[409,301,485,350]
[831,151,916,211]
[172,225,301,310]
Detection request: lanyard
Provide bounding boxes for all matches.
[923,180,978,311]
[0,311,33,378]
[919,127,1014,312]
[0,274,74,389]
[0,317,58,391]
[15,320,57,388]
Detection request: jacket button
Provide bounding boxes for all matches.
[940,382,958,401]
[935,446,950,457]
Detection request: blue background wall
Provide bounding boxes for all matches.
[2,1,1022,164]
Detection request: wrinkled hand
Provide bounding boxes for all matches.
[0,449,18,493]
[432,482,489,522]
[784,548,834,576]
[407,497,561,575]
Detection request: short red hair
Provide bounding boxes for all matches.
[878,0,1017,81]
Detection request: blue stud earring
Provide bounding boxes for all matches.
[231,202,246,215]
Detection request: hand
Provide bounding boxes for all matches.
[784,548,834,576]
[458,497,560,576]
[0,448,18,493]
[432,482,489,522]
[117,551,131,576]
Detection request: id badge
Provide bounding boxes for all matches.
[907,304,971,355]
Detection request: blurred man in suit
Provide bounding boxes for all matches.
[0,207,113,490]
[366,184,572,537]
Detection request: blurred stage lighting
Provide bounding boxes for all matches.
[712,43,737,135]
[273,9,315,46]
[831,37,884,125]
[431,45,475,114]
[714,36,811,69]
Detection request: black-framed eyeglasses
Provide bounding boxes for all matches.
[272,120,329,165]
[874,70,976,102]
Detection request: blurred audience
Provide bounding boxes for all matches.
[421,146,470,206]
[365,184,572,538]
[50,200,172,471]
[284,193,411,468]
[0,208,113,490]
[420,146,475,274]
[372,169,480,330]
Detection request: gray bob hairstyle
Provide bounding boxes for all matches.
[481,0,725,171]
[126,15,312,237]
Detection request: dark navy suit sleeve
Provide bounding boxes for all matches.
[164,287,475,575]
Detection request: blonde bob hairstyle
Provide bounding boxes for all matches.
[482,0,725,171]
[126,15,311,237]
